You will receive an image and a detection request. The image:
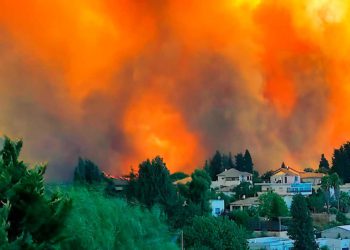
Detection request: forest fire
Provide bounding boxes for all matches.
[0,0,349,178]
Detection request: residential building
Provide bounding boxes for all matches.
[270,166,300,184]
[322,225,350,239]
[230,197,259,211]
[317,238,350,250]
[300,172,324,185]
[211,168,252,189]
[209,199,225,216]
[248,237,293,250]
[256,182,312,196]
[340,183,350,195]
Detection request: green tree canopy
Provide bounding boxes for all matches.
[233,181,258,199]
[319,154,330,173]
[235,153,245,172]
[0,137,71,249]
[128,156,176,209]
[243,150,254,173]
[258,192,288,220]
[183,216,248,250]
[288,194,318,250]
[189,169,211,214]
[73,157,104,184]
[332,142,350,183]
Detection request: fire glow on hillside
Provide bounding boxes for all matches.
[0,0,349,178]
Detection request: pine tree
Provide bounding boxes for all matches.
[235,153,245,172]
[281,162,287,169]
[0,137,71,249]
[208,151,223,181]
[243,150,254,173]
[319,154,330,173]
[73,157,104,184]
[288,194,318,250]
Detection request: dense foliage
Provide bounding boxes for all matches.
[58,188,177,250]
[288,194,318,250]
[332,141,350,183]
[183,216,248,250]
[259,192,288,220]
[0,137,71,249]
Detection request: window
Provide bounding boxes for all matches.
[284,176,287,183]
[215,208,220,215]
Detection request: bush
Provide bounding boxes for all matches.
[329,207,338,214]
[228,210,250,228]
[58,188,177,250]
[336,212,348,224]
[183,216,248,250]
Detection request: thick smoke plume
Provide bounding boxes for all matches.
[0,0,348,179]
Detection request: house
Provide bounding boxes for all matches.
[211,168,252,189]
[230,197,259,211]
[248,237,293,250]
[317,238,350,250]
[300,172,324,185]
[209,199,225,216]
[270,166,301,184]
[256,182,312,196]
[322,225,350,239]
[340,183,350,195]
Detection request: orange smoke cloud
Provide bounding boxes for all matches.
[0,0,350,178]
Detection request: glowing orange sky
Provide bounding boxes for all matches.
[1,0,350,177]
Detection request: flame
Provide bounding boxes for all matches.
[1,0,350,177]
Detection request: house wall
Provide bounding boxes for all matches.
[317,238,350,250]
[322,228,350,239]
[209,199,225,216]
[302,177,322,185]
[271,174,299,184]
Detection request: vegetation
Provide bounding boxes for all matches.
[319,154,330,173]
[170,172,189,182]
[73,157,104,184]
[58,188,177,250]
[183,216,248,250]
[233,181,258,199]
[0,137,71,249]
[258,192,288,220]
[332,141,350,183]
[288,194,318,250]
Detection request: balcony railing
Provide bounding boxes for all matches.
[287,183,312,193]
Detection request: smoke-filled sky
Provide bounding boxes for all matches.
[0,0,350,180]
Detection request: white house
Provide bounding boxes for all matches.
[248,237,294,250]
[317,238,350,250]
[211,168,252,189]
[209,199,225,216]
[322,225,350,239]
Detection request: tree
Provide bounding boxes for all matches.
[228,210,250,228]
[321,175,332,214]
[330,173,341,210]
[0,137,71,249]
[259,192,288,220]
[183,216,248,250]
[339,191,350,213]
[235,153,245,172]
[252,170,262,183]
[288,194,318,250]
[233,181,258,199]
[261,170,274,183]
[319,154,330,173]
[332,142,350,183]
[189,169,211,214]
[128,156,175,209]
[59,188,177,250]
[307,189,325,213]
[207,151,223,181]
[281,162,287,169]
[243,150,254,173]
[73,157,104,184]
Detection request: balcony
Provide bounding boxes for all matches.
[287,183,312,194]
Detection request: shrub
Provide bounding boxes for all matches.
[183,216,248,250]
[329,207,338,214]
[58,188,177,250]
[336,212,348,224]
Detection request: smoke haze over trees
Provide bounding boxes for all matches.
[2,1,350,179]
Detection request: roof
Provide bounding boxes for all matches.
[230,197,260,206]
[272,167,301,177]
[217,168,252,177]
[322,225,350,233]
[173,176,192,185]
[300,172,324,179]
